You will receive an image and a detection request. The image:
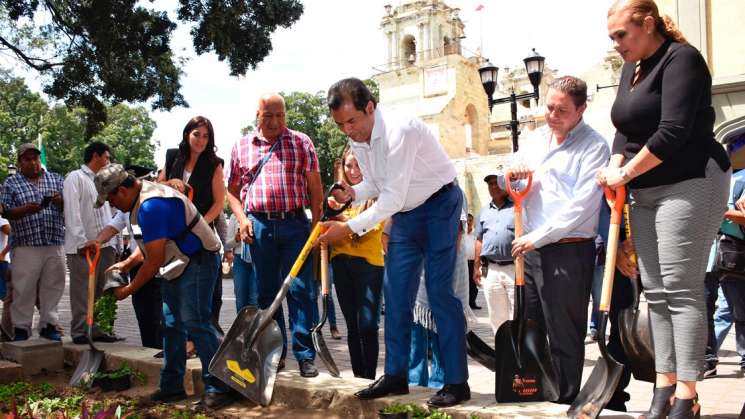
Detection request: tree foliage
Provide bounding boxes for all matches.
[0,0,303,138]
[0,74,157,179]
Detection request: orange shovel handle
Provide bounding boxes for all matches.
[505,171,532,287]
[85,243,101,327]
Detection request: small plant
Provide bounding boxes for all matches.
[91,363,146,384]
[468,415,482,419]
[94,292,119,334]
[427,409,453,419]
[380,403,428,418]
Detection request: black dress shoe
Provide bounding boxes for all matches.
[202,391,236,409]
[93,333,125,343]
[355,374,408,400]
[72,335,89,345]
[277,358,286,371]
[470,305,482,310]
[427,382,470,407]
[299,359,318,377]
[149,389,187,403]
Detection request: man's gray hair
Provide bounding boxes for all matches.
[548,76,588,108]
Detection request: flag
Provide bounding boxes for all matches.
[38,136,48,170]
[475,4,485,11]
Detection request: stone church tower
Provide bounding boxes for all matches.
[373,0,491,158]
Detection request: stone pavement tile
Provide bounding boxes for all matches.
[13,277,745,417]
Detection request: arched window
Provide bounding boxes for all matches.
[402,35,416,65]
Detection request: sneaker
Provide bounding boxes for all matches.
[149,389,188,403]
[299,359,319,378]
[39,324,61,341]
[703,362,717,379]
[202,391,235,409]
[92,333,125,343]
[72,336,89,345]
[13,328,28,342]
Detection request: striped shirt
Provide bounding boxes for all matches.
[2,171,64,247]
[228,128,319,212]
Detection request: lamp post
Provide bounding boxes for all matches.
[7,165,16,176]
[479,48,545,152]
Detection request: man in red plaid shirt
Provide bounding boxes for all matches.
[227,93,323,377]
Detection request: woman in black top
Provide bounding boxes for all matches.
[159,116,227,351]
[599,1,730,418]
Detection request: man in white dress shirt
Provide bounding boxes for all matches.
[320,78,469,407]
[64,141,123,344]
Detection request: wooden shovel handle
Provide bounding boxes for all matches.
[85,243,101,327]
[505,171,532,287]
[599,185,626,312]
[320,241,329,295]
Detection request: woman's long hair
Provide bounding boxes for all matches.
[179,116,219,164]
[337,145,375,211]
[609,0,687,44]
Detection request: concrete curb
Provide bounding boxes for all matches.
[62,342,628,418]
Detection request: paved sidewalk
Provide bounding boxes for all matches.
[33,277,745,417]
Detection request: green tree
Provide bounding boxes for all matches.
[0,72,48,178]
[93,104,157,169]
[0,0,303,137]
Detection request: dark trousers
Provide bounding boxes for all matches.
[211,268,224,335]
[721,277,745,367]
[129,264,163,349]
[704,271,720,365]
[524,240,595,403]
[332,255,383,379]
[467,260,478,307]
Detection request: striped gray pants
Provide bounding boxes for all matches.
[631,158,730,381]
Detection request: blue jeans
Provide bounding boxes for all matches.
[408,323,444,388]
[249,214,316,362]
[233,255,257,310]
[385,185,467,384]
[332,255,383,379]
[705,271,720,364]
[160,251,227,394]
[719,278,745,367]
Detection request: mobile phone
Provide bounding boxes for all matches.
[40,195,52,207]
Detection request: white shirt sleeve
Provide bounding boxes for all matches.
[347,123,419,235]
[108,210,129,232]
[63,172,87,251]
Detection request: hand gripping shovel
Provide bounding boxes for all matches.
[70,243,104,386]
[617,204,655,383]
[311,239,340,377]
[495,172,559,403]
[209,185,350,406]
[568,185,626,419]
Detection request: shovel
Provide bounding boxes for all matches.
[618,204,655,383]
[311,240,340,377]
[70,243,104,386]
[494,172,559,403]
[209,184,351,406]
[568,185,626,419]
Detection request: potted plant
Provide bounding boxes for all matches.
[89,363,144,392]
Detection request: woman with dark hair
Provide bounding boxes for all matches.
[599,1,730,418]
[159,116,226,351]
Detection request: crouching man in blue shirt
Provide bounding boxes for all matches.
[93,163,234,409]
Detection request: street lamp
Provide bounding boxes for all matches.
[7,165,16,176]
[479,48,545,152]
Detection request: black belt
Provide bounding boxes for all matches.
[250,208,306,221]
[494,260,514,266]
[425,181,456,204]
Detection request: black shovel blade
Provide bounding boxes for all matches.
[466,331,496,371]
[495,319,559,403]
[69,348,104,386]
[568,313,623,419]
[618,281,655,383]
[311,295,340,377]
[209,306,283,406]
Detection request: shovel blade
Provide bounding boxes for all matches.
[209,306,283,406]
[495,319,559,403]
[618,306,655,383]
[69,349,104,386]
[568,316,624,419]
[311,330,340,377]
[466,331,497,371]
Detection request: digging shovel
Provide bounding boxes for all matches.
[311,240,340,377]
[568,185,626,419]
[618,204,655,383]
[209,184,350,406]
[70,243,105,386]
[494,172,560,403]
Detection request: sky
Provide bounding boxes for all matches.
[8,0,617,166]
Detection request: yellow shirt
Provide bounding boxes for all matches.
[330,205,385,267]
